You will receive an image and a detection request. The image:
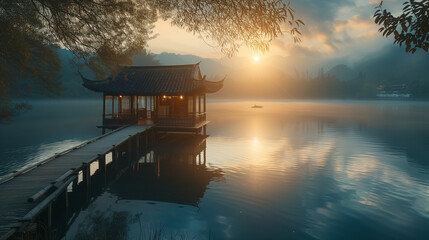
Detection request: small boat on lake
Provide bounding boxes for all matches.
[251,104,263,108]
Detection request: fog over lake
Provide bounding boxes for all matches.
[1,99,429,240]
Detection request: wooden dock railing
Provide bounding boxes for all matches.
[0,124,153,240]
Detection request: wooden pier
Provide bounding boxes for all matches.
[0,124,153,240]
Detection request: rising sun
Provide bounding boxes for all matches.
[253,56,260,62]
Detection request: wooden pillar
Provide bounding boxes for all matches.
[135,96,139,121]
[150,96,153,118]
[65,190,69,209]
[203,149,206,165]
[171,96,175,118]
[193,95,196,114]
[112,96,115,118]
[81,162,90,204]
[128,136,133,161]
[203,125,207,136]
[198,95,201,113]
[118,96,122,118]
[112,145,118,170]
[157,155,160,178]
[82,162,90,188]
[98,154,106,185]
[198,153,201,165]
[154,96,158,118]
[103,94,106,120]
[136,135,140,158]
[136,96,139,119]
[130,95,134,119]
[203,94,206,113]
[47,204,52,227]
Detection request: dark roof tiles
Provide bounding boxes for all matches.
[82,64,223,95]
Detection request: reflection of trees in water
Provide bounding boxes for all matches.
[307,110,429,168]
[74,212,130,240]
[110,134,224,206]
[363,125,429,168]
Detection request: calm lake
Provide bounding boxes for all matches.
[1,99,429,240]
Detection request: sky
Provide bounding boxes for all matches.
[147,0,405,64]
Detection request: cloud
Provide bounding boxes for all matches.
[272,39,321,57]
[291,0,355,22]
[147,0,405,65]
[356,29,378,39]
[282,0,395,59]
[334,15,375,32]
[287,0,356,52]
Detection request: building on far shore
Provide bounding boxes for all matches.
[376,84,411,98]
[81,63,224,134]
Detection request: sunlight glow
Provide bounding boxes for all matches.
[253,137,259,146]
[253,56,260,62]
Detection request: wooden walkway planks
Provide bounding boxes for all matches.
[0,125,152,239]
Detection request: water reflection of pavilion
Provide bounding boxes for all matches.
[109,134,223,206]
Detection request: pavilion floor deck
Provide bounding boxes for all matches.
[0,125,152,240]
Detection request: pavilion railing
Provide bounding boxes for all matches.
[104,110,153,120]
[155,113,206,127]
[103,112,206,127]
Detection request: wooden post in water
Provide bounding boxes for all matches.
[145,131,149,152]
[82,163,88,186]
[135,135,140,159]
[65,190,69,209]
[47,204,52,228]
[82,162,90,193]
[203,149,206,165]
[128,135,133,161]
[112,145,118,171]
[98,154,106,185]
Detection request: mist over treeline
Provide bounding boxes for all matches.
[16,46,429,100]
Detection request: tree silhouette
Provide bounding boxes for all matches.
[0,0,303,122]
[374,0,429,53]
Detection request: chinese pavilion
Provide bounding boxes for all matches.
[82,63,224,133]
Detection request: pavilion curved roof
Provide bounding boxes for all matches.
[81,63,224,95]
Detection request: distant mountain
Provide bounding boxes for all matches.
[354,46,429,84]
[327,64,357,81]
[18,45,429,100]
